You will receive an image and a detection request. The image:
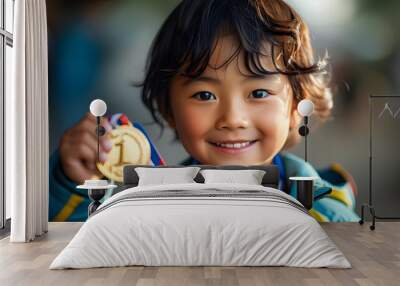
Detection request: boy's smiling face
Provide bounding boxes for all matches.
[168,35,300,165]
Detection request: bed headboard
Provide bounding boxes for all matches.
[122,164,280,189]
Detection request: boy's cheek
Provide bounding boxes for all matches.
[253,108,289,129]
[174,109,211,139]
[175,102,210,123]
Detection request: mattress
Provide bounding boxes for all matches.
[50,183,351,269]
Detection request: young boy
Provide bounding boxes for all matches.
[49,0,360,222]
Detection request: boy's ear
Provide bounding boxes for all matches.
[290,100,302,130]
[165,112,176,129]
[159,102,176,129]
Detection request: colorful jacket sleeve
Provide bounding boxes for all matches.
[49,150,91,221]
[282,152,360,222]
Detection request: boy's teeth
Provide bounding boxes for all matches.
[215,142,251,148]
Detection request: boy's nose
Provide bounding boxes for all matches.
[215,101,249,130]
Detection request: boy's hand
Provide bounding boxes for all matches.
[59,112,113,184]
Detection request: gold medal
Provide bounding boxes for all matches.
[96,125,151,182]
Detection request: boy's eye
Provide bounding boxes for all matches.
[250,89,270,99]
[192,91,216,101]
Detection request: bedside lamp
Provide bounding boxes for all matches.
[297,99,314,162]
[289,99,317,210]
[79,99,116,216]
[90,99,107,163]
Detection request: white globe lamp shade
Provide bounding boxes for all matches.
[297,99,314,117]
[90,99,107,117]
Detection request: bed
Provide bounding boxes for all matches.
[50,165,350,269]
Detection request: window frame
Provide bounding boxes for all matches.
[0,0,14,232]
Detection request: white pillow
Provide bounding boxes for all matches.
[200,169,266,185]
[135,167,201,186]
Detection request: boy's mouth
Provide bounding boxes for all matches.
[208,140,258,153]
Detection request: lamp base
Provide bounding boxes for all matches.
[289,177,317,210]
[87,188,106,216]
[296,180,313,210]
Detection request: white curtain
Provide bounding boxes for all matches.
[7,0,49,242]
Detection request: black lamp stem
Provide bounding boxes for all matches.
[96,116,100,163]
[305,130,308,162]
[304,116,308,162]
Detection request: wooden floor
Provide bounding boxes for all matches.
[0,222,399,286]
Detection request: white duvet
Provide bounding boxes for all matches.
[50,183,351,269]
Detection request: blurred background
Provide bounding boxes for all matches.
[46,0,400,218]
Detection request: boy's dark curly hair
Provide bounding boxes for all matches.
[136,0,332,148]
